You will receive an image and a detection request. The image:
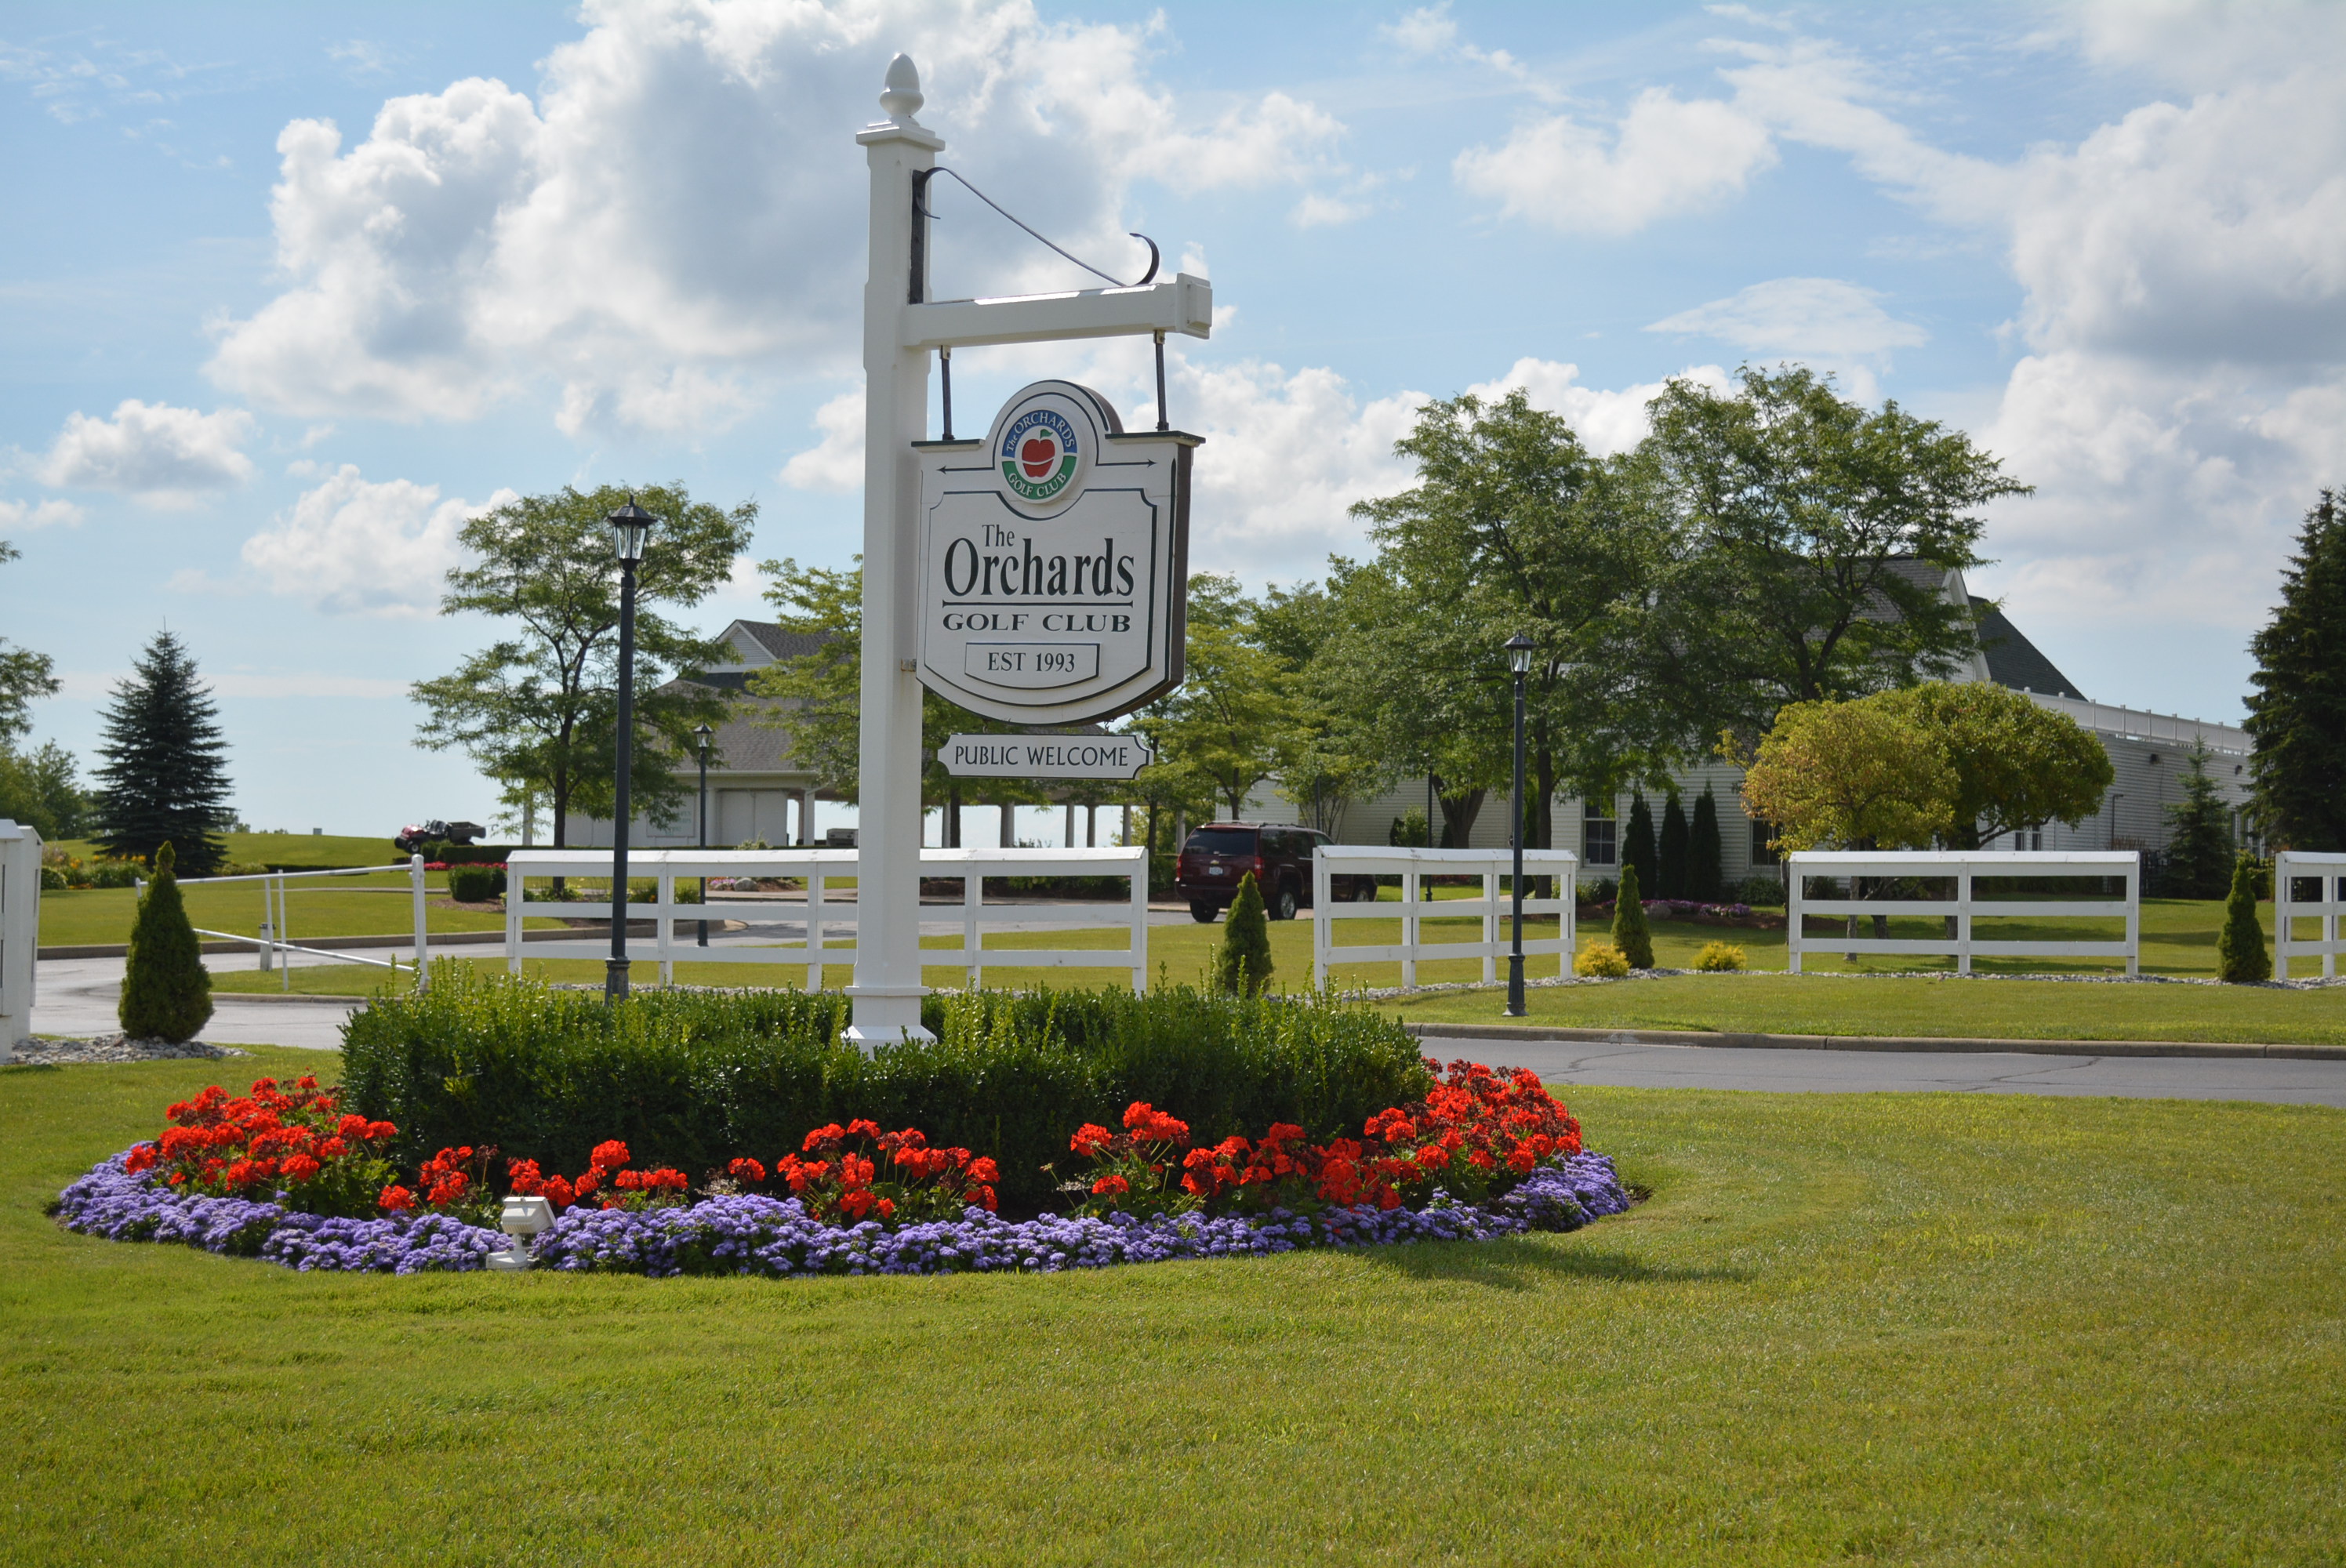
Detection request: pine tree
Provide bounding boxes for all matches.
[1624,794,1658,896]
[93,630,232,877]
[2162,741,2235,899]
[1611,861,1654,970]
[119,842,213,1042]
[1216,870,1274,995]
[2246,488,2346,851]
[1689,788,1724,902]
[1658,796,1690,899]
[2217,854,2271,983]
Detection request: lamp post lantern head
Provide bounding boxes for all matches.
[694,721,714,755]
[605,497,657,564]
[1505,633,1535,677]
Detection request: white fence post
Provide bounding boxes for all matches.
[0,819,40,1062]
[410,853,429,992]
[1788,866,1804,975]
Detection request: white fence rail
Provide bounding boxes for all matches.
[505,847,1149,993]
[2276,851,2346,979]
[1312,847,1577,992]
[1787,851,2139,975]
[154,856,432,992]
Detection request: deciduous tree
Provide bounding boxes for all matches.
[412,485,750,847]
[1734,699,1954,855]
[1876,681,2113,848]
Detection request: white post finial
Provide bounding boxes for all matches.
[881,53,924,125]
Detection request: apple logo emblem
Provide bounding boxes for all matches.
[1019,435,1058,480]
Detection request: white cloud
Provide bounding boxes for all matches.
[31,399,256,504]
[1644,277,1926,396]
[1383,7,1459,57]
[238,465,510,615]
[0,497,85,529]
[1466,358,1732,456]
[1291,192,1371,228]
[205,0,1351,434]
[1454,88,1776,235]
[780,387,866,493]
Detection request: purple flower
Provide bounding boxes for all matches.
[56,1147,1632,1280]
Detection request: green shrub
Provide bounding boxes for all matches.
[340,967,1432,1212]
[1581,876,1618,906]
[1573,940,1629,978]
[1611,862,1654,969]
[1689,788,1724,902]
[1735,873,1785,908]
[2217,855,2271,982]
[446,865,507,902]
[1694,941,1747,972]
[1216,871,1273,995]
[118,842,212,1044]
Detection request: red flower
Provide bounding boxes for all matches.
[876,1197,896,1219]
[507,1158,546,1196]
[378,1184,416,1212]
[1070,1123,1115,1156]
[968,1156,999,1184]
[590,1139,630,1172]
[124,1145,158,1174]
[281,1153,322,1182]
[1092,1174,1130,1197]
[614,1169,644,1191]
[728,1157,767,1185]
[543,1175,576,1210]
[365,1121,397,1142]
[572,1167,601,1197]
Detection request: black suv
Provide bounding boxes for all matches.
[1175,823,1378,923]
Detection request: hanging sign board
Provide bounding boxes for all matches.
[939,731,1154,780]
[915,380,1196,725]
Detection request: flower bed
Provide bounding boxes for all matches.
[53,1058,1632,1278]
[53,1151,1628,1278]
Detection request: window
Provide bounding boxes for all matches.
[1186,828,1258,855]
[1582,800,1617,866]
[1749,819,1778,866]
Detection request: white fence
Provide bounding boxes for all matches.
[162,856,432,991]
[505,847,1149,993]
[2276,851,2346,979]
[1312,847,1578,992]
[1787,851,2139,975]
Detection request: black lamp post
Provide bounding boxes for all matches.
[604,497,656,1003]
[693,721,714,948]
[1505,633,1535,1018]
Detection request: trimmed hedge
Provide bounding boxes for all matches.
[342,969,1433,1212]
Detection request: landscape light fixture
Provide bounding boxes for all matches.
[694,721,715,948]
[1504,633,1535,1017]
[604,497,659,1003]
[487,1193,556,1271]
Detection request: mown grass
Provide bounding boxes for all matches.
[4,1048,2340,1564]
[39,883,565,949]
[1385,972,2346,1045]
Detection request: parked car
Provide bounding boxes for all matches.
[1175,822,1378,923]
[393,819,486,855]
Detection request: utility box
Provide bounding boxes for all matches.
[0,819,39,1062]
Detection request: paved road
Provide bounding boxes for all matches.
[1428,1033,2346,1107]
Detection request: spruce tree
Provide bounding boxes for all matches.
[2162,741,2235,899]
[93,630,232,877]
[1623,794,1658,896]
[1611,861,1654,970]
[1689,788,1724,902]
[1658,796,1690,899]
[1216,871,1274,995]
[119,842,213,1042]
[2217,854,2271,983]
[2246,488,2346,850]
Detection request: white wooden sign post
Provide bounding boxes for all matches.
[848,56,1210,1045]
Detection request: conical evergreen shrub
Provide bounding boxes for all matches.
[2217,854,2272,983]
[1216,870,1274,995]
[1658,796,1690,899]
[1611,861,1654,971]
[119,841,212,1042]
[1624,795,1657,894]
[1689,788,1723,902]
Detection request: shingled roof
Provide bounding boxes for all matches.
[1968,596,2086,700]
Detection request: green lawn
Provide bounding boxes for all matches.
[4,1049,2340,1563]
[47,830,405,869]
[1386,972,2346,1045]
[39,883,565,949]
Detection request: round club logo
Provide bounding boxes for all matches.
[1000,407,1080,503]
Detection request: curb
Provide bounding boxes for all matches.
[1401,1021,2346,1062]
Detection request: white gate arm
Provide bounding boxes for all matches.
[902,277,1212,351]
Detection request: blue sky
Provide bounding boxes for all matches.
[5,1,2341,836]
